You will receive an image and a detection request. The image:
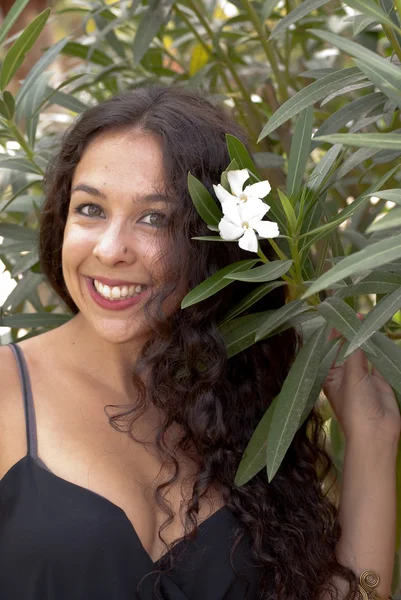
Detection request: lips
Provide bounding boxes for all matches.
[84,276,149,311]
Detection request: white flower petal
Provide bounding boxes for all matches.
[227,169,250,197]
[221,199,243,226]
[213,183,237,206]
[244,180,271,199]
[240,197,269,223]
[254,220,280,239]
[238,227,258,253]
[218,217,244,240]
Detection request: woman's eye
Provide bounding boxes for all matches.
[75,203,104,218]
[140,212,167,227]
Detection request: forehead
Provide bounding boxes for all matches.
[72,130,166,192]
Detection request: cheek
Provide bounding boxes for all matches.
[62,224,95,271]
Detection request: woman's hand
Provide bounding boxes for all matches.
[322,328,401,444]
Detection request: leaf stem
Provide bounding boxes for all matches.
[239,0,288,103]
[8,121,44,176]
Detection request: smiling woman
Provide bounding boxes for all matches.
[0,86,363,600]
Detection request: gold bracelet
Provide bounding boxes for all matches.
[357,570,393,600]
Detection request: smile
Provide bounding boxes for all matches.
[85,277,149,311]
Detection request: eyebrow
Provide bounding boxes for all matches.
[70,183,171,204]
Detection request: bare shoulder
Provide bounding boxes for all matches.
[0,344,27,478]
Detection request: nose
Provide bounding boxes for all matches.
[93,221,134,267]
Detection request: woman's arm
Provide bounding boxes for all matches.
[322,339,401,599]
[335,432,399,598]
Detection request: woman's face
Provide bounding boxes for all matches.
[62,129,180,345]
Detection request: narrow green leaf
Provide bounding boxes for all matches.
[3,91,15,119]
[133,0,175,65]
[258,68,365,141]
[286,106,313,198]
[181,259,258,308]
[2,271,44,312]
[269,0,332,40]
[187,172,222,226]
[255,299,308,341]
[367,190,401,205]
[346,0,401,33]
[334,280,401,299]
[277,190,297,234]
[0,157,42,174]
[369,331,401,395]
[367,208,401,233]
[0,313,71,328]
[346,286,401,356]
[266,324,329,480]
[298,337,342,430]
[317,297,376,355]
[302,233,401,299]
[0,8,51,91]
[224,259,293,283]
[0,0,30,46]
[45,87,87,114]
[234,394,279,486]
[220,311,273,358]
[60,41,113,67]
[262,0,280,20]
[353,58,401,109]
[219,281,286,324]
[312,92,384,144]
[308,29,401,91]
[0,223,37,242]
[226,134,261,181]
[10,249,39,277]
[314,133,401,150]
[16,38,68,107]
[307,144,342,192]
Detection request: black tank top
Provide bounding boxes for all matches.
[0,344,266,599]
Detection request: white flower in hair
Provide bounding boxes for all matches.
[213,169,279,254]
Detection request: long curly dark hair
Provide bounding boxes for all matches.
[39,86,358,599]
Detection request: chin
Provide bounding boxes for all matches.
[90,316,152,346]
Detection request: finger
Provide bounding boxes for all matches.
[343,348,369,386]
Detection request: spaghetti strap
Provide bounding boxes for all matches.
[9,343,39,459]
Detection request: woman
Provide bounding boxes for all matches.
[0,86,399,600]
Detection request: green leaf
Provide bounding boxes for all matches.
[2,271,44,312]
[286,106,313,198]
[10,249,39,277]
[314,133,401,150]
[0,313,71,328]
[187,172,222,226]
[353,59,401,109]
[255,299,309,341]
[312,92,385,146]
[266,324,329,480]
[0,157,42,174]
[16,38,68,108]
[269,0,332,40]
[45,87,87,114]
[308,29,401,91]
[346,0,401,33]
[2,91,15,119]
[346,286,401,356]
[367,189,401,205]
[224,259,293,283]
[181,259,259,308]
[234,394,279,486]
[0,223,37,242]
[277,190,297,234]
[368,331,401,395]
[302,232,401,299]
[333,276,401,299]
[0,8,51,91]
[60,41,113,67]
[298,337,342,430]
[226,134,261,181]
[367,208,401,233]
[258,68,365,141]
[220,310,273,358]
[133,0,175,65]
[317,297,377,355]
[0,0,30,46]
[219,281,286,324]
[307,144,342,192]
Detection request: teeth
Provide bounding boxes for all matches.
[93,279,146,301]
